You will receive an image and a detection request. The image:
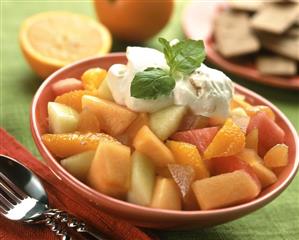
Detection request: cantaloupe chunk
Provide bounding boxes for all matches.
[127,151,155,206]
[264,144,288,168]
[150,177,182,210]
[120,113,149,146]
[237,149,277,188]
[133,126,175,167]
[82,95,137,136]
[87,141,131,198]
[192,170,261,210]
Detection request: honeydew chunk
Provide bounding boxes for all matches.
[150,177,182,210]
[149,105,187,141]
[192,170,261,210]
[48,102,79,134]
[127,152,155,206]
[61,151,95,181]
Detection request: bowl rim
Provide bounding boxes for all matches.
[31,53,299,217]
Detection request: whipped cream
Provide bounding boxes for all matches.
[106,46,173,113]
[105,45,234,118]
[174,64,234,118]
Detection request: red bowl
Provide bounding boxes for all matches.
[31,53,299,229]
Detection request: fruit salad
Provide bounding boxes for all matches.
[42,39,288,211]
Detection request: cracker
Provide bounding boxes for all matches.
[251,3,299,34]
[256,55,297,76]
[228,0,263,12]
[258,32,299,61]
[214,11,260,58]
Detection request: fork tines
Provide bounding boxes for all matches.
[0,172,27,213]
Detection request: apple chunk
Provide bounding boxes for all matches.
[192,170,261,210]
[61,151,95,181]
[48,102,79,134]
[127,151,155,206]
[149,105,187,141]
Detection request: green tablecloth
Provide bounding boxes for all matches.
[1,1,298,239]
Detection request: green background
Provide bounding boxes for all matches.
[1,1,298,239]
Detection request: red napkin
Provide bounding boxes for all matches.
[0,128,156,240]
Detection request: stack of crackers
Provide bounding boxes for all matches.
[214,0,299,76]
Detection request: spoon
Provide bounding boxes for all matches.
[0,154,108,240]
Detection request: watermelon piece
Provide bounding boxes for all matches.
[52,78,83,96]
[171,127,219,153]
[247,112,285,157]
[209,156,261,188]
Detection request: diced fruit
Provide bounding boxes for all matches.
[171,127,219,154]
[204,119,245,159]
[81,68,107,91]
[264,144,288,168]
[133,126,175,167]
[150,177,182,210]
[77,108,101,133]
[149,106,187,141]
[61,151,95,181]
[237,149,277,188]
[87,141,131,198]
[209,156,260,187]
[192,170,261,210]
[42,132,116,158]
[55,90,97,112]
[179,113,209,131]
[82,95,137,136]
[127,151,155,206]
[48,102,79,134]
[247,112,285,157]
[166,141,209,179]
[168,163,195,197]
[98,78,114,101]
[230,94,252,110]
[246,105,275,121]
[52,78,83,96]
[246,128,259,152]
[120,113,149,146]
[231,107,250,133]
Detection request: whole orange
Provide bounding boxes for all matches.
[94,0,174,42]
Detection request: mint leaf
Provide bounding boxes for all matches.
[131,67,175,100]
[159,38,205,75]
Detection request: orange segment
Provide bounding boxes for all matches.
[166,141,209,180]
[264,144,288,168]
[204,118,245,159]
[81,68,107,91]
[246,105,275,121]
[77,108,101,133]
[19,12,112,78]
[54,90,97,112]
[42,132,116,158]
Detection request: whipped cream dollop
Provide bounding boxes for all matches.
[106,47,173,113]
[106,45,234,117]
[173,64,234,118]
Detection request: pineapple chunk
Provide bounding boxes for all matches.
[98,78,114,101]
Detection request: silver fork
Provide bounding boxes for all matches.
[0,154,108,240]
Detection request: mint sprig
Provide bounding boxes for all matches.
[130,38,205,100]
